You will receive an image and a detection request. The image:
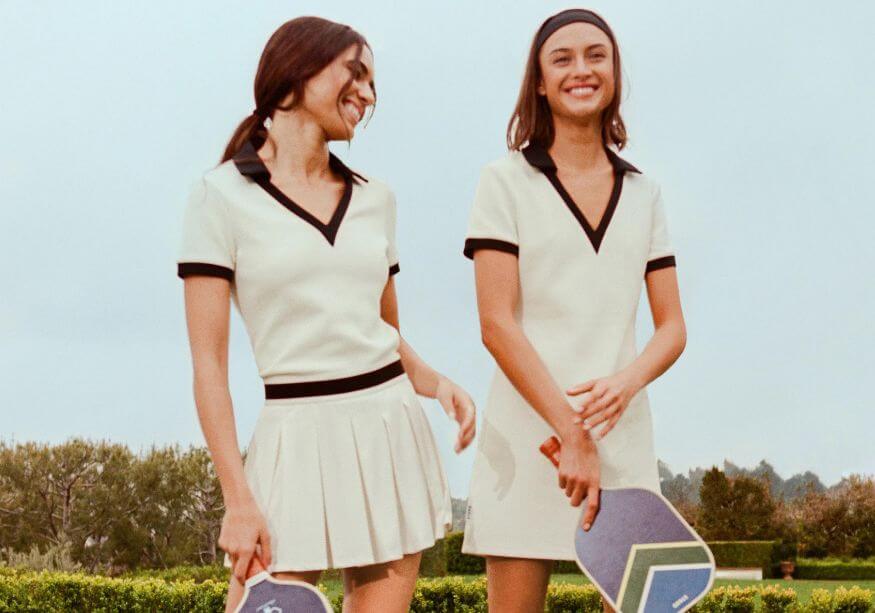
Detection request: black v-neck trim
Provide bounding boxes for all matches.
[522,142,641,253]
[253,174,352,245]
[232,139,366,246]
[544,169,624,253]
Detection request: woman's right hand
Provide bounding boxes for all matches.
[557,430,601,531]
[218,499,273,583]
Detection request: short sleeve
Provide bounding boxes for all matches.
[386,190,400,276]
[176,178,236,281]
[645,184,677,275]
[463,165,519,259]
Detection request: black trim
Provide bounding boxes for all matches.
[389,263,400,276]
[232,139,366,245]
[265,360,405,399]
[177,262,234,281]
[254,174,352,245]
[463,238,520,259]
[645,255,676,274]
[521,142,640,253]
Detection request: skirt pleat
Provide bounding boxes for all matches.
[229,375,452,572]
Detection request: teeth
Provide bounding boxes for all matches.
[569,86,596,97]
[344,102,361,122]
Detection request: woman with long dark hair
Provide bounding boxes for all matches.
[462,9,686,611]
[177,17,475,612]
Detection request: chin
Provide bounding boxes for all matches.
[326,123,356,141]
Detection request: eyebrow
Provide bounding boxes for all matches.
[348,59,372,78]
[547,43,608,55]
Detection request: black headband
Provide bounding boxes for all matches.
[534,9,613,51]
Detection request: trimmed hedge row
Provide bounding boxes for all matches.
[795,559,875,581]
[1,572,873,612]
[708,541,777,576]
[0,571,227,612]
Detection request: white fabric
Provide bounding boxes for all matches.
[462,150,674,560]
[224,376,452,571]
[177,161,402,383]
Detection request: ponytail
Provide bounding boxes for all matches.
[221,112,268,164]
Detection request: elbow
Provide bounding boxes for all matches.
[479,315,510,356]
[675,321,687,357]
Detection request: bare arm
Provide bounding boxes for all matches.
[472,250,600,526]
[182,276,270,580]
[380,277,476,453]
[570,266,686,438]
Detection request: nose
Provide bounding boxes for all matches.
[357,80,376,106]
[572,55,593,76]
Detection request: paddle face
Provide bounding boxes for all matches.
[573,488,715,613]
[234,572,332,613]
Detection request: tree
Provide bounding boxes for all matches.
[696,467,777,540]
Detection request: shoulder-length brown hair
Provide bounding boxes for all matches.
[221,16,371,163]
[507,10,627,151]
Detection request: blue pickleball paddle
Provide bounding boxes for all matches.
[233,559,333,613]
[541,436,715,613]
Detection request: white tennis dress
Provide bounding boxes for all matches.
[461,144,675,560]
[177,140,452,571]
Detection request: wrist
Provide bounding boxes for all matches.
[623,366,647,394]
[223,486,256,510]
[556,415,593,445]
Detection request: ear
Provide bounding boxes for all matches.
[537,79,546,96]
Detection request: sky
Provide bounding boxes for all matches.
[1,1,873,497]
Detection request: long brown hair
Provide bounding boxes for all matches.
[221,16,371,163]
[506,9,627,151]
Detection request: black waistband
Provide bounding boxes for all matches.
[264,360,405,400]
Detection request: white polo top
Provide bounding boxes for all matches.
[461,143,676,559]
[176,140,402,384]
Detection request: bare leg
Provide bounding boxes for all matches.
[341,552,422,613]
[224,569,322,613]
[486,556,552,613]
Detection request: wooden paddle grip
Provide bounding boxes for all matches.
[539,435,561,468]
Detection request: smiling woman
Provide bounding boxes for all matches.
[175,15,476,613]
[462,8,687,613]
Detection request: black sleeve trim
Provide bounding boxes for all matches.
[389,263,400,276]
[177,262,234,281]
[463,238,520,260]
[645,255,676,275]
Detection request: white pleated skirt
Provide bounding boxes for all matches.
[225,374,453,572]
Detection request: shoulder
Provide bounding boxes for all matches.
[190,160,246,204]
[480,150,537,183]
[622,167,664,205]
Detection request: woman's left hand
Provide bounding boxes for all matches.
[566,370,641,440]
[435,376,477,453]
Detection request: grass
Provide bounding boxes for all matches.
[547,574,875,603]
[313,574,875,604]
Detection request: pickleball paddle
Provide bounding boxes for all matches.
[233,557,333,613]
[540,435,715,613]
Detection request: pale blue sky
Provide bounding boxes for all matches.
[2,1,873,495]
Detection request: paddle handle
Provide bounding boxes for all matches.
[539,435,561,468]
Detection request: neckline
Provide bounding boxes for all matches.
[256,175,352,245]
[522,143,640,253]
[232,139,365,246]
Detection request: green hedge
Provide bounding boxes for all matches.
[0,571,227,612]
[445,532,485,574]
[1,571,873,612]
[709,541,776,577]
[795,559,875,581]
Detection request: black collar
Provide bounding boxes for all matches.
[521,142,641,175]
[232,139,367,185]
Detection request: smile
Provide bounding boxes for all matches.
[564,85,599,98]
[343,100,363,124]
